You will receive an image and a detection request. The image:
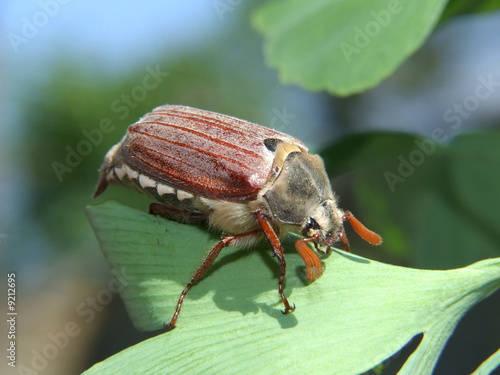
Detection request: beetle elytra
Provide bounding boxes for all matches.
[94,104,382,330]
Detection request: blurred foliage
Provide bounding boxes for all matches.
[322,132,500,269]
[441,0,500,21]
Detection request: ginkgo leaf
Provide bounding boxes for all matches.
[252,0,448,95]
[84,201,500,375]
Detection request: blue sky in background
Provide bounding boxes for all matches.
[3,1,220,73]
[2,1,226,145]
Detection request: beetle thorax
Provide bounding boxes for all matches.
[262,150,344,246]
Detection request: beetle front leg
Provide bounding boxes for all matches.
[255,210,295,314]
[337,226,351,252]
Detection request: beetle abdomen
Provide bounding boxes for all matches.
[102,149,193,201]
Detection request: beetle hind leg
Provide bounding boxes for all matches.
[165,229,261,331]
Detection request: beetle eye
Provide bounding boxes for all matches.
[305,217,321,231]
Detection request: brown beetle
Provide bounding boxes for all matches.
[94,105,382,330]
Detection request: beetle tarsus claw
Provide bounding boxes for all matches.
[164,322,176,332]
[282,303,296,314]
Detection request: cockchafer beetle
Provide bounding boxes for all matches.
[94,104,382,330]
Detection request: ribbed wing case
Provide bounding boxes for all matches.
[116,105,307,201]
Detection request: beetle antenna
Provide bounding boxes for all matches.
[343,211,382,246]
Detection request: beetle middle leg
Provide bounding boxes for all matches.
[255,210,295,315]
[165,229,261,331]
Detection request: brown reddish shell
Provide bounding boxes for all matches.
[97,105,307,202]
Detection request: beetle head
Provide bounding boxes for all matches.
[300,199,344,247]
[263,149,381,249]
[301,202,383,250]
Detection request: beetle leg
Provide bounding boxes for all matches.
[255,210,296,315]
[165,230,260,331]
[149,202,206,225]
[314,242,330,255]
[318,244,332,255]
[294,235,323,282]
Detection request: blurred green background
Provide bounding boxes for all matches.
[2,1,499,374]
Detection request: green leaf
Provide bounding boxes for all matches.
[85,201,500,374]
[252,0,448,95]
[472,349,500,375]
